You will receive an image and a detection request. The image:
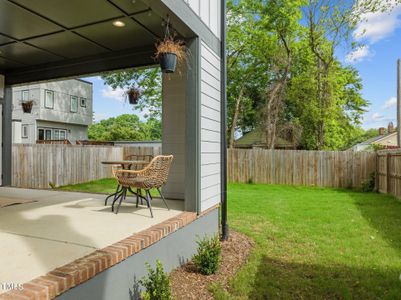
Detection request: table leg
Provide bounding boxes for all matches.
[105,184,121,206]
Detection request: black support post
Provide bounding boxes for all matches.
[2,86,12,186]
[220,0,228,241]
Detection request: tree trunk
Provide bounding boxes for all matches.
[228,85,246,148]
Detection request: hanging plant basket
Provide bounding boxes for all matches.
[155,17,187,74]
[126,88,141,105]
[159,52,177,73]
[21,100,34,113]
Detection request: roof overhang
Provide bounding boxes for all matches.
[0,0,196,85]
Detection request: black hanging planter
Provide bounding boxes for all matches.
[126,88,140,105]
[159,52,177,73]
[21,101,34,113]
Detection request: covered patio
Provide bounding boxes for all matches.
[0,0,224,299]
[0,187,185,293]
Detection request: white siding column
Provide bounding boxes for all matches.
[162,70,187,200]
[200,41,221,211]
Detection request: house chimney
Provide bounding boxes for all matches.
[379,127,386,135]
[388,122,395,133]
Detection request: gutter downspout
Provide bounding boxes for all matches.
[221,0,229,241]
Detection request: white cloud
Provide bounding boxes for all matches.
[369,112,393,122]
[354,4,401,43]
[345,45,374,63]
[101,86,125,102]
[383,96,397,109]
[93,113,106,122]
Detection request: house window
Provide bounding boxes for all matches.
[21,90,29,101]
[54,129,67,140]
[22,125,28,138]
[38,128,53,140]
[45,90,54,109]
[80,97,86,107]
[70,96,78,112]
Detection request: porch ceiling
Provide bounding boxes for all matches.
[0,0,194,83]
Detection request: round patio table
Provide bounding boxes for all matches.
[101,160,148,206]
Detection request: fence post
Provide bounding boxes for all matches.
[375,153,379,191]
[387,153,391,193]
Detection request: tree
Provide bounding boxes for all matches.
[88,114,161,141]
[101,68,162,119]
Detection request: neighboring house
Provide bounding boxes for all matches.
[12,79,92,144]
[351,123,399,151]
[235,129,296,149]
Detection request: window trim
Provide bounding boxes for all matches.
[22,125,28,138]
[21,90,29,101]
[44,90,54,109]
[38,127,67,141]
[70,95,78,113]
[80,97,86,108]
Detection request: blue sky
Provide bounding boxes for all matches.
[341,3,401,130]
[80,76,147,123]
[83,4,401,130]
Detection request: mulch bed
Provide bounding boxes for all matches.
[170,231,255,300]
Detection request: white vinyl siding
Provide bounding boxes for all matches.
[184,0,221,38]
[162,70,186,199]
[200,41,221,211]
[44,90,54,109]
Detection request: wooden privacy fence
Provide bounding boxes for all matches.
[11,144,162,189]
[12,144,123,188]
[13,145,395,194]
[227,149,377,188]
[376,150,401,199]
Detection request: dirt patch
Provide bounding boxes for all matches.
[170,231,254,300]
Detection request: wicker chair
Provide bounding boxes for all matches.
[111,155,174,216]
[123,154,154,204]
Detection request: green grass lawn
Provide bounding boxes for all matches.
[214,184,401,299]
[57,179,401,299]
[57,178,119,194]
[57,178,158,196]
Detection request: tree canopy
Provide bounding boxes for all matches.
[88,114,161,141]
[226,0,391,150]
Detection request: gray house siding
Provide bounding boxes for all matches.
[184,0,221,39]
[200,41,221,211]
[0,74,3,186]
[12,79,92,144]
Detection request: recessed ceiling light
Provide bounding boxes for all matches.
[112,20,126,27]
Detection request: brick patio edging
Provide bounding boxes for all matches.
[0,205,219,300]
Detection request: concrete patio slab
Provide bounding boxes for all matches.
[0,187,185,292]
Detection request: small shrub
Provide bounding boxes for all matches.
[361,172,375,192]
[193,235,222,275]
[139,260,172,300]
